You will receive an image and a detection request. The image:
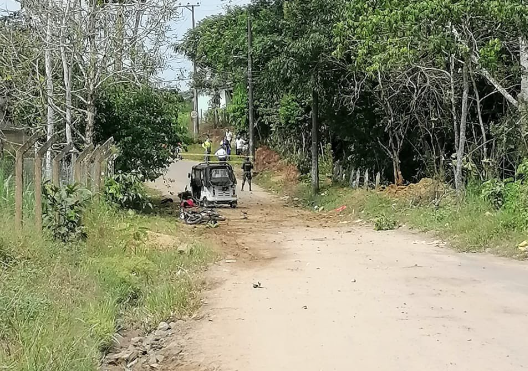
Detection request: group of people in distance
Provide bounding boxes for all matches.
[201,128,253,191]
[202,128,249,162]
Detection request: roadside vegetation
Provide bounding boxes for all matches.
[181,0,528,195]
[1,2,209,368]
[180,0,528,259]
[256,163,528,259]
[0,159,214,371]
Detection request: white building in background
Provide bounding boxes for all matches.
[197,89,233,118]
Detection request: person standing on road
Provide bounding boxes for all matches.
[236,136,246,156]
[215,145,228,162]
[224,137,232,157]
[175,142,183,160]
[241,157,254,191]
[202,136,212,162]
[226,128,233,146]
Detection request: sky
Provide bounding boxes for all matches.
[156,0,251,88]
[0,0,250,100]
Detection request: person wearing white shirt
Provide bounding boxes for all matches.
[225,129,233,144]
[235,136,246,156]
[215,146,228,162]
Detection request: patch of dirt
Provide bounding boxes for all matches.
[146,231,180,251]
[255,146,299,182]
[382,177,450,204]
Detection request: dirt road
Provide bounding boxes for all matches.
[152,160,528,371]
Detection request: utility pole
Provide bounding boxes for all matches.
[177,3,201,138]
[311,88,320,194]
[190,4,199,138]
[247,12,255,159]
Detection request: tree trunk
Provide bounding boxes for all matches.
[214,108,219,129]
[520,36,528,130]
[469,66,487,161]
[392,151,404,186]
[62,52,73,145]
[387,128,404,186]
[131,0,144,72]
[455,63,470,196]
[86,89,96,145]
[85,0,97,145]
[115,2,124,73]
[311,88,319,194]
[450,54,459,152]
[44,5,54,178]
[60,0,73,145]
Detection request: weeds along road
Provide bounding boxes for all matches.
[152,160,528,371]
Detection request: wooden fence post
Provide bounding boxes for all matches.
[52,144,73,187]
[92,148,103,192]
[15,131,41,231]
[333,160,340,182]
[355,169,361,189]
[35,133,60,231]
[92,138,114,193]
[375,172,381,190]
[107,153,118,178]
[74,144,94,184]
[100,144,117,188]
[84,146,99,190]
[364,169,369,189]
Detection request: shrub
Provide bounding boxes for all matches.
[374,214,398,231]
[480,173,528,231]
[43,183,92,242]
[104,171,152,211]
[481,178,506,209]
[95,85,188,181]
[516,158,528,179]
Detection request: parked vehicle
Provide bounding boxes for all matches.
[189,163,238,208]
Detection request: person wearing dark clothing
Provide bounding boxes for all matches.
[241,157,254,191]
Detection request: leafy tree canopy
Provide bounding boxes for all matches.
[95,85,188,181]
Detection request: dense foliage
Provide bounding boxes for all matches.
[180,0,528,192]
[104,171,153,211]
[2,5,190,179]
[95,86,188,181]
[43,183,92,242]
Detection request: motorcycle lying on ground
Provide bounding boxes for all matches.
[180,208,226,225]
[178,189,226,225]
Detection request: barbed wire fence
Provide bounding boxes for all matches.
[0,130,116,231]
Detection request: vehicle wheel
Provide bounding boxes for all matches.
[230,202,237,209]
[185,214,203,225]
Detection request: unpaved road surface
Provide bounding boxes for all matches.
[152,160,528,371]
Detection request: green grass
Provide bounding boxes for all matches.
[1,157,36,218]
[255,170,528,259]
[0,195,215,370]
